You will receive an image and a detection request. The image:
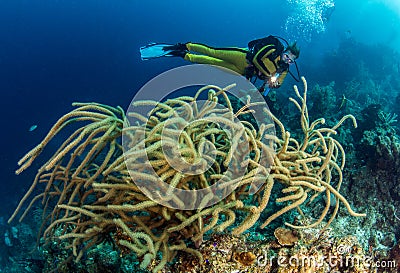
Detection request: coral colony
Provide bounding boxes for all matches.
[7,77,377,272]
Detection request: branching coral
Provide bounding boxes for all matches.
[9,77,365,272]
[261,77,366,230]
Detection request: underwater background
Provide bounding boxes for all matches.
[0,0,400,272]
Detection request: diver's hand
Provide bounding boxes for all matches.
[267,73,281,89]
[268,81,280,89]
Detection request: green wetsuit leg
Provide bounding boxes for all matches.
[184,43,249,75]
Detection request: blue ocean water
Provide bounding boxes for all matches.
[0,0,399,253]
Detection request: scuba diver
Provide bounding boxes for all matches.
[140,35,301,95]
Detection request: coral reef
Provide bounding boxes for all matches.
[349,103,400,209]
[309,81,337,118]
[168,222,392,273]
[8,77,365,272]
[302,41,400,268]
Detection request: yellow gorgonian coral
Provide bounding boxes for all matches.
[9,77,365,273]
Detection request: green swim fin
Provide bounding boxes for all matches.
[140,43,176,60]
